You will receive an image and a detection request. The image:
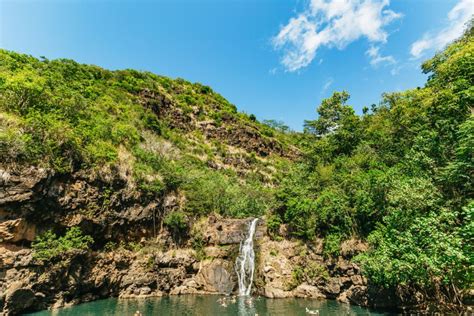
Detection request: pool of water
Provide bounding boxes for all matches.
[26,295,397,316]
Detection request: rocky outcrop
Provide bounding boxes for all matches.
[0,167,50,206]
[0,245,235,315]
[255,236,374,306]
[0,164,169,248]
[137,88,298,159]
[0,218,36,243]
[203,216,265,245]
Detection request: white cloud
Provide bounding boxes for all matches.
[366,45,395,66]
[321,77,334,94]
[410,0,474,58]
[273,0,401,72]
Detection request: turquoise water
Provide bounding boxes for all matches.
[27,295,396,316]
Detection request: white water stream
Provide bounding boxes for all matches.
[235,218,259,296]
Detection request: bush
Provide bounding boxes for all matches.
[182,170,271,218]
[32,227,94,261]
[323,233,341,257]
[284,197,317,239]
[266,214,282,239]
[287,262,329,290]
[164,211,188,245]
[356,208,470,291]
[191,233,206,261]
[164,211,188,233]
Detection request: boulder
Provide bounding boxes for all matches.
[264,286,290,298]
[350,275,365,286]
[0,218,36,243]
[4,284,36,315]
[320,278,341,298]
[340,239,368,259]
[196,259,234,294]
[293,283,325,299]
[346,285,369,306]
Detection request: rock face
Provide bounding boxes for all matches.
[0,164,172,250]
[203,216,265,245]
[195,259,234,294]
[0,218,36,242]
[0,245,234,315]
[254,236,374,306]
[137,88,298,159]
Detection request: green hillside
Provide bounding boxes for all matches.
[0,49,299,219]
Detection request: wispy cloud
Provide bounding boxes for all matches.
[410,0,474,59]
[321,77,334,94]
[273,0,402,72]
[366,45,395,66]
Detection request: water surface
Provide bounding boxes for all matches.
[27,295,396,316]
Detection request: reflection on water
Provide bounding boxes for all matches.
[27,295,397,316]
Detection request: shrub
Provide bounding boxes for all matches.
[32,227,94,261]
[356,208,470,290]
[191,233,206,261]
[164,211,188,234]
[284,197,317,239]
[182,170,271,218]
[287,262,328,290]
[323,233,341,257]
[266,214,282,239]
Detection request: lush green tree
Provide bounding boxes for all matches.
[262,119,290,133]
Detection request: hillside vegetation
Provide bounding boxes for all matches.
[274,28,473,304]
[0,50,298,219]
[0,25,472,310]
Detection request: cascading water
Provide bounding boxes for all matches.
[235,218,259,296]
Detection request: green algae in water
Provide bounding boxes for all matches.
[26,295,397,315]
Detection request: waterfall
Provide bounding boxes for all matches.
[235,218,259,296]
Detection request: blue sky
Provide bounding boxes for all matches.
[1,0,472,130]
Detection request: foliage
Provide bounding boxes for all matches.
[287,262,329,290]
[0,48,291,221]
[32,227,94,261]
[191,232,206,261]
[164,211,188,233]
[182,169,274,218]
[278,26,474,300]
[356,208,471,288]
[266,213,282,239]
[323,233,342,257]
[262,119,290,133]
